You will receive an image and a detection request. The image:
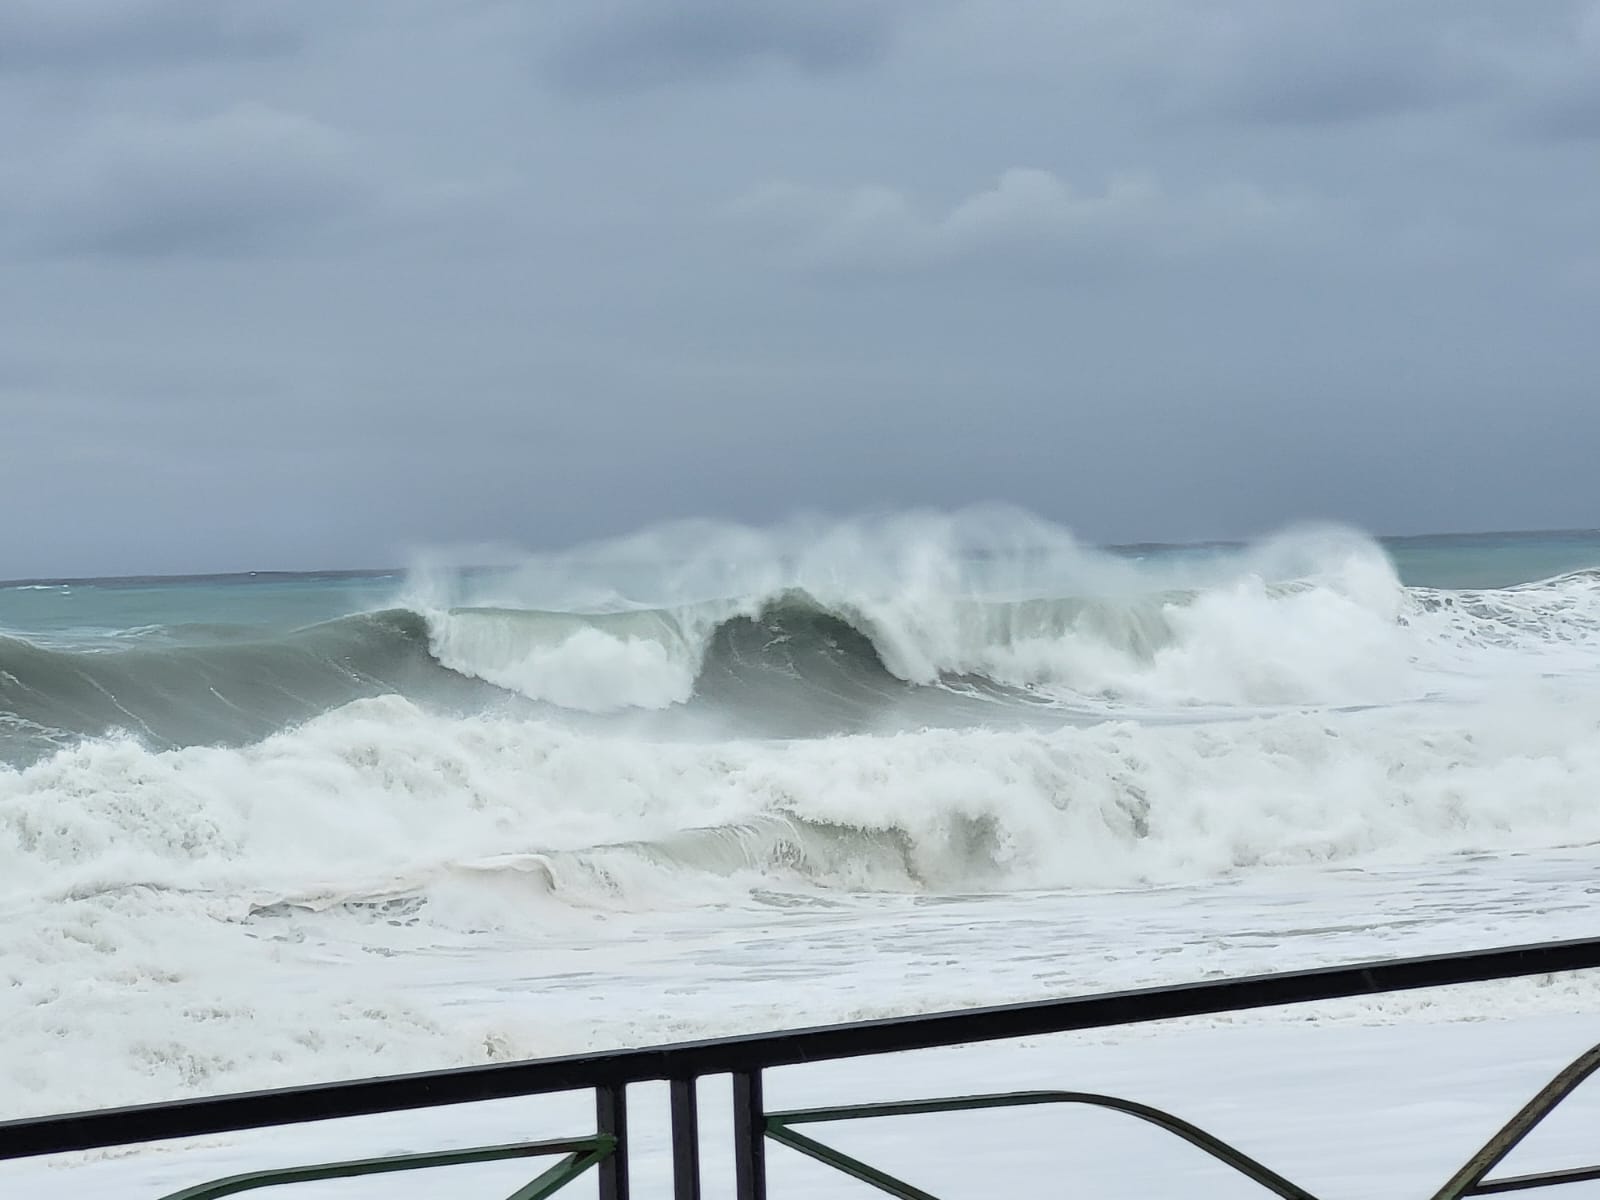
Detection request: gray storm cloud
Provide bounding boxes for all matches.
[541,0,899,92]
[0,0,1597,578]
[0,0,305,71]
[16,105,368,257]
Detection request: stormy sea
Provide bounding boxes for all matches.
[6,510,1600,1196]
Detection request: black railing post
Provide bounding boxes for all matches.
[732,1070,767,1200]
[596,1083,628,1200]
[670,1077,701,1199]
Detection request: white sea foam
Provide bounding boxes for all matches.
[411,513,1600,714]
[7,683,1600,913]
[4,689,1600,1130]
[423,607,725,712]
[8,512,1600,1135]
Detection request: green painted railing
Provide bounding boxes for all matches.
[5,935,1600,1199]
[154,1135,615,1200]
[757,1042,1600,1200]
[765,1090,1319,1200]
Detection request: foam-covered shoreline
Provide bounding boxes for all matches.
[5,513,1600,1131]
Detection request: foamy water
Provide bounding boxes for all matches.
[4,512,1600,1139]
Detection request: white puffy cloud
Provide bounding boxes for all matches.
[729,168,1310,275]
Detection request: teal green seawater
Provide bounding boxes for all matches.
[2,525,1599,767]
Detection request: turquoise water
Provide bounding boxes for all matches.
[6,529,1597,643]
[3,522,1600,767]
[1381,529,1600,589]
[0,573,401,647]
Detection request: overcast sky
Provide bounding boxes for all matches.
[2,0,1597,577]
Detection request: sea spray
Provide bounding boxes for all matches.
[7,513,1600,1120]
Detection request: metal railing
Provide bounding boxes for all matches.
[4,935,1600,1198]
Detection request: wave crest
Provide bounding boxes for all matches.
[8,516,1600,762]
[423,557,1600,719]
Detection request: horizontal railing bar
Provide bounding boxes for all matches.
[1473,1165,1600,1195]
[5,935,1599,1161]
[772,1090,1110,1125]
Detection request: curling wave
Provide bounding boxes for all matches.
[7,554,1600,763]
[0,610,500,762]
[425,565,1600,718]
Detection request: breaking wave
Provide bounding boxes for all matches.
[7,533,1600,763]
[6,688,1600,912]
[8,514,1600,1120]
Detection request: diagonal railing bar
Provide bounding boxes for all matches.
[765,1090,1320,1200]
[505,1144,616,1200]
[151,1135,614,1200]
[1429,1042,1600,1200]
[765,1123,942,1200]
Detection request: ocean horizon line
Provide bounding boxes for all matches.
[6,524,1600,591]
